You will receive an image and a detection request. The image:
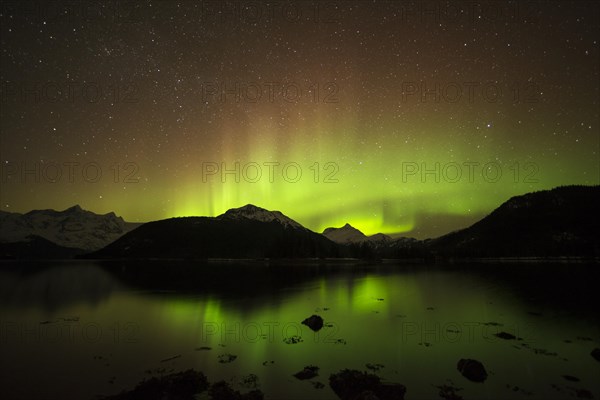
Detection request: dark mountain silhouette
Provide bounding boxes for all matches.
[84,204,339,259]
[428,185,600,257]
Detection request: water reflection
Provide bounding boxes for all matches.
[0,261,120,311]
[0,261,598,400]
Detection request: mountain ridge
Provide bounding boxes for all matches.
[0,205,140,254]
[4,185,599,259]
[428,185,600,257]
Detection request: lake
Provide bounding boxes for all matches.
[1,261,599,399]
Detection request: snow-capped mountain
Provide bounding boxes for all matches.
[0,205,141,252]
[217,204,306,230]
[322,223,392,244]
[86,205,338,259]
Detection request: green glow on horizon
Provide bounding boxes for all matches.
[2,100,597,239]
[140,114,597,237]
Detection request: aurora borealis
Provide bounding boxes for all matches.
[0,1,598,238]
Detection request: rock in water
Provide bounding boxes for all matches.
[457,359,488,382]
[302,314,324,332]
[494,332,519,340]
[209,380,264,400]
[293,365,319,380]
[104,369,209,399]
[375,383,408,400]
[591,348,600,362]
[329,369,406,400]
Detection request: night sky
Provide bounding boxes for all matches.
[1,0,598,239]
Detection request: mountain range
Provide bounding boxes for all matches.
[1,185,598,260]
[0,205,140,258]
[322,223,421,259]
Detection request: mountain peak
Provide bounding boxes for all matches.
[323,223,358,233]
[322,223,368,243]
[235,204,268,212]
[64,205,83,213]
[322,224,393,244]
[219,204,305,230]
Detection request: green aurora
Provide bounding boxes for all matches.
[0,1,598,238]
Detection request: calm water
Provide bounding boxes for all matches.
[1,261,599,400]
